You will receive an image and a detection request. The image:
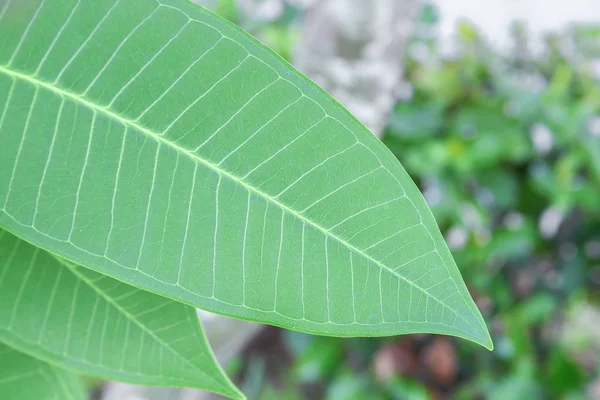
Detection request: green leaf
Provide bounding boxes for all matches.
[0,0,491,348]
[0,342,86,400]
[0,229,243,400]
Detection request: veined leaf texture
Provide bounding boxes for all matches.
[0,343,87,400]
[0,342,85,400]
[0,229,242,399]
[0,0,492,348]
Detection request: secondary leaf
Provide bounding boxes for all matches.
[0,0,491,348]
[0,342,85,400]
[0,229,242,399]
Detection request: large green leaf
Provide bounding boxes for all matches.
[0,229,242,399]
[0,0,492,348]
[0,342,85,400]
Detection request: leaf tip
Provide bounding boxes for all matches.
[470,317,494,351]
[213,378,245,400]
[229,388,247,400]
[481,332,494,351]
[455,303,494,351]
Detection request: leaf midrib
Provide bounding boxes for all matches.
[0,65,474,332]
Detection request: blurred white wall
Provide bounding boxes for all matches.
[433,0,600,48]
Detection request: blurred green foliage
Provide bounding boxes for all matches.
[214,2,600,399]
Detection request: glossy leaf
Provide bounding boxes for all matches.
[0,342,85,400]
[0,0,491,348]
[0,230,242,399]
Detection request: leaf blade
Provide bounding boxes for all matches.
[0,229,243,399]
[0,0,492,349]
[0,342,86,400]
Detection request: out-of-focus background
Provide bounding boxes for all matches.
[103,1,600,399]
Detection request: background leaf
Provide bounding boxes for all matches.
[0,0,490,348]
[0,229,242,399]
[0,342,85,400]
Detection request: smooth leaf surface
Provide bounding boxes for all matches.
[0,230,242,399]
[0,0,491,348]
[0,342,85,400]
